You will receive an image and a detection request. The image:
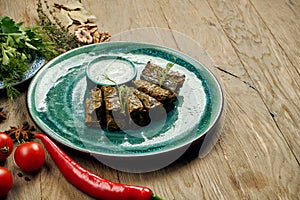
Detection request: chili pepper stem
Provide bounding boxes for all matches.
[152,193,164,200]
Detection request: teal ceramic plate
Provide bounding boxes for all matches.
[27,42,223,171]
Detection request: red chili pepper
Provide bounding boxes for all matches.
[34,134,162,200]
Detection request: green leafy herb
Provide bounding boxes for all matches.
[103,74,129,111]
[0,16,59,99]
[159,57,176,86]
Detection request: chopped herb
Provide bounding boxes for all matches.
[0,16,59,99]
[103,73,128,111]
[37,0,82,53]
[159,57,176,87]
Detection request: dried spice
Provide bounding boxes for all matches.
[93,31,111,43]
[74,23,111,44]
[74,23,95,44]
[0,108,7,121]
[5,122,35,142]
[53,2,96,25]
[37,0,82,53]
[38,0,111,46]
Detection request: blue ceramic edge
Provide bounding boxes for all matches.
[0,57,45,89]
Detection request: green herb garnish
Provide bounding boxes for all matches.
[103,74,129,111]
[159,57,176,87]
[0,16,59,99]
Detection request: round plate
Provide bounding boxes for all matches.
[27,42,223,172]
[0,57,45,89]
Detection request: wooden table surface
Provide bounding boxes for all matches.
[0,0,299,199]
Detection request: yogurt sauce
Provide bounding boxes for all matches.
[88,58,135,85]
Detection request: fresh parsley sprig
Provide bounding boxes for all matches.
[0,16,59,99]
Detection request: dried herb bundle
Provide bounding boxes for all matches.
[37,0,82,53]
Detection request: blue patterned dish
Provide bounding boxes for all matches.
[0,57,45,89]
[27,42,224,172]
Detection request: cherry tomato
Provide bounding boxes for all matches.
[0,166,13,197]
[0,133,14,162]
[14,142,45,172]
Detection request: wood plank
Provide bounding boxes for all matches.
[0,0,39,26]
[154,0,300,199]
[250,0,300,73]
[207,0,300,161]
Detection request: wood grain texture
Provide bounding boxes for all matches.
[250,0,300,74]
[207,0,300,161]
[0,0,299,199]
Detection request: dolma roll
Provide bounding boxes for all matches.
[102,86,127,131]
[140,61,185,93]
[133,89,165,122]
[132,79,176,112]
[126,87,148,128]
[85,87,103,128]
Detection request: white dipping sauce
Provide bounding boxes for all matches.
[88,58,135,85]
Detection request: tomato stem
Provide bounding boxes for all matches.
[0,146,9,154]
